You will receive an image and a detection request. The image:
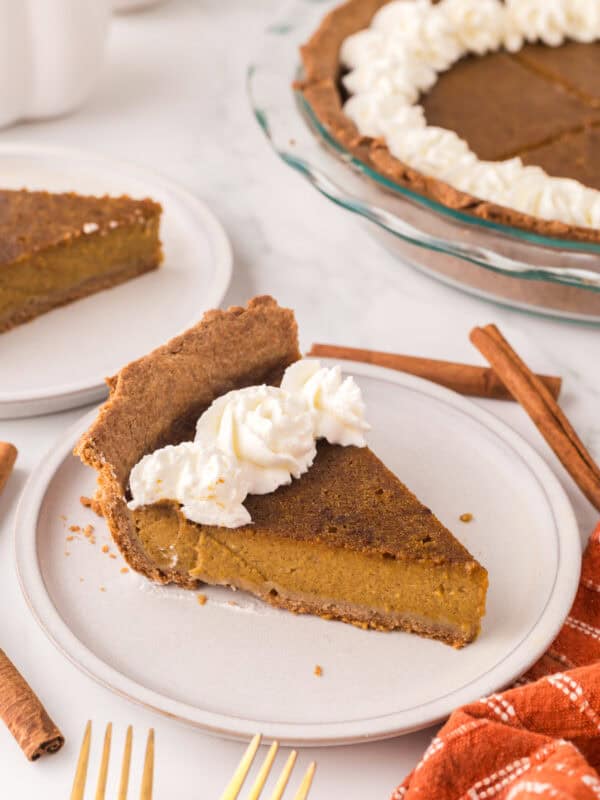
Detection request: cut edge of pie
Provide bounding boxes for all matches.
[76,295,488,647]
[298,0,600,244]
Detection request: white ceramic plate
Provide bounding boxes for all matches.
[0,144,232,418]
[15,363,580,745]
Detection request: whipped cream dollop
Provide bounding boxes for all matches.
[128,443,251,528]
[505,0,600,47]
[442,0,508,54]
[281,360,370,447]
[127,360,370,528]
[195,385,316,495]
[340,0,600,230]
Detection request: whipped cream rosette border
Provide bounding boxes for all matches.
[128,360,370,528]
[341,0,600,231]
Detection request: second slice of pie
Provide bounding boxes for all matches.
[0,189,162,333]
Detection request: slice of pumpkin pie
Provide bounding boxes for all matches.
[0,189,162,333]
[76,296,488,647]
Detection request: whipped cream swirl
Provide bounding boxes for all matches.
[128,443,251,528]
[505,0,600,47]
[281,360,370,447]
[127,360,370,528]
[341,0,600,230]
[195,385,316,495]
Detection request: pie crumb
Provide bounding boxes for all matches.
[99,586,106,592]
[80,495,104,516]
[102,545,109,554]
[64,551,70,557]
[109,554,117,560]
[69,525,80,533]
[314,665,323,677]
[66,535,74,542]
[197,593,207,606]
[459,513,474,523]
[83,524,94,538]
[120,567,129,574]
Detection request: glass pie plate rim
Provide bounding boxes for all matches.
[247,0,600,312]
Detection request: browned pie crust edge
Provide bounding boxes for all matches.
[298,0,600,244]
[75,295,301,587]
[255,591,473,645]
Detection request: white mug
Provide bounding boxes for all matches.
[0,0,110,129]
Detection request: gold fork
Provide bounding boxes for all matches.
[70,722,154,799]
[220,735,316,800]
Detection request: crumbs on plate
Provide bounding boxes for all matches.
[314,665,323,677]
[459,513,474,523]
[197,593,207,606]
[80,495,103,516]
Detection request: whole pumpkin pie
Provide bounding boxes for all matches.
[0,189,162,333]
[76,296,488,647]
[299,0,600,243]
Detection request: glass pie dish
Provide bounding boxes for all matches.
[248,0,600,323]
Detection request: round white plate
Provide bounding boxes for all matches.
[15,363,580,745]
[0,144,232,418]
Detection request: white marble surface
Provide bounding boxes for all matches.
[0,1,599,797]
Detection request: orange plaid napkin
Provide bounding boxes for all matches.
[392,523,600,800]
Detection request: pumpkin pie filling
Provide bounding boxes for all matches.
[420,49,600,162]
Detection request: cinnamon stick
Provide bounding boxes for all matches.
[308,344,562,401]
[470,324,600,512]
[0,649,64,760]
[0,442,17,496]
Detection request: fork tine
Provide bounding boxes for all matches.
[220,734,262,800]
[117,725,133,800]
[70,721,92,800]
[94,723,112,800]
[292,762,316,800]
[246,741,279,800]
[269,751,297,800]
[139,729,155,800]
